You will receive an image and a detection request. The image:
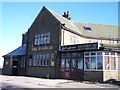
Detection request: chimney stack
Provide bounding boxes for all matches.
[22,32,28,46]
[22,34,25,46]
[62,11,71,20]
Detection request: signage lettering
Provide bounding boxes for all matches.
[61,43,100,51]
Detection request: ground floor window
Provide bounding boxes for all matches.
[29,59,32,66]
[71,58,76,70]
[60,51,117,71]
[38,55,42,66]
[51,53,55,66]
[61,58,65,68]
[66,59,70,68]
[78,57,83,69]
[21,57,25,68]
[33,56,36,66]
[28,53,55,67]
[60,53,83,70]
[84,52,103,70]
[36,55,39,66]
[104,52,117,70]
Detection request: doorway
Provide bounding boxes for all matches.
[12,60,18,76]
[60,52,84,80]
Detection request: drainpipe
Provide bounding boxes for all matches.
[25,29,30,76]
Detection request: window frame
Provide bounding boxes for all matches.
[20,57,25,68]
[84,51,103,71]
[29,59,32,67]
[34,34,38,45]
[103,52,118,71]
[51,53,55,66]
[46,32,50,44]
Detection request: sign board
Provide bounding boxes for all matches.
[60,42,101,51]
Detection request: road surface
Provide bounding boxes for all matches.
[0,75,119,89]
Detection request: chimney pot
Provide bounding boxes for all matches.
[62,11,71,20]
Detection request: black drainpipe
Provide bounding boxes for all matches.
[24,29,30,76]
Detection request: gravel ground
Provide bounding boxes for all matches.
[0,75,119,89]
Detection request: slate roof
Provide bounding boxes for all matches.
[74,22,118,39]
[3,46,26,57]
[46,7,80,33]
[44,6,119,40]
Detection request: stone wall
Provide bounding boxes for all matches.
[84,71,103,82]
[26,67,55,78]
[26,7,60,78]
[103,71,118,81]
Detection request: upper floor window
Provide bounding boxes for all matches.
[34,32,51,46]
[46,32,50,44]
[70,35,79,44]
[43,33,47,44]
[34,34,38,45]
[41,34,44,45]
[38,34,41,45]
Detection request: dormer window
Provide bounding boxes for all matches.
[83,26,92,31]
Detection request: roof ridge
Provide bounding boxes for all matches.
[44,6,82,33]
[73,22,118,27]
[40,6,119,40]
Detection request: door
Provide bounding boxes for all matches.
[60,58,77,80]
[60,52,84,80]
[60,58,70,79]
[77,57,84,80]
[12,60,18,76]
[70,58,77,79]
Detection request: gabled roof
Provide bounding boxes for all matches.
[43,6,119,40]
[73,22,118,39]
[3,46,26,57]
[43,6,80,33]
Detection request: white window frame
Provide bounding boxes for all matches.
[84,51,103,71]
[103,52,118,71]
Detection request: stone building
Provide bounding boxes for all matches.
[2,6,120,82]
